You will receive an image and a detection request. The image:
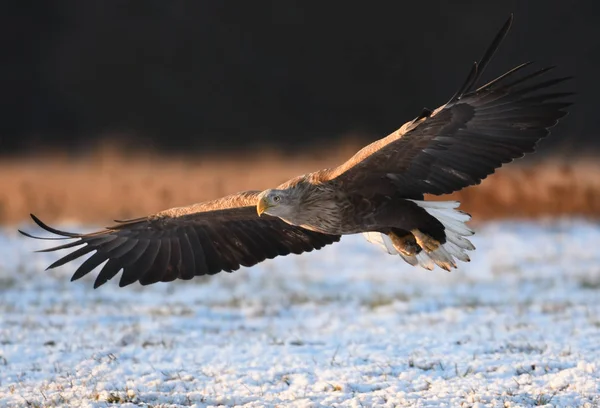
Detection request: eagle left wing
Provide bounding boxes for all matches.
[19,191,340,288]
[323,15,572,198]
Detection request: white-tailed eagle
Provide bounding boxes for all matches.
[20,15,571,288]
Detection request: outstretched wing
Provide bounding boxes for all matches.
[324,15,572,198]
[19,191,340,288]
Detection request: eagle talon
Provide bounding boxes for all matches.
[411,229,441,253]
[389,231,422,256]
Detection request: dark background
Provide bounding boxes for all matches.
[1,0,596,155]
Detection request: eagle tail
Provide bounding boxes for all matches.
[362,200,475,270]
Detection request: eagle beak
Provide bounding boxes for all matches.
[257,197,269,216]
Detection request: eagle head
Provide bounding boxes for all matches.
[257,189,295,217]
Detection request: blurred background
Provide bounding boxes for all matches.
[1,0,599,224]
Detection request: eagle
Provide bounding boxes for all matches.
[20,15,571,288]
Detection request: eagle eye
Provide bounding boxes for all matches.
[273,195,281,203]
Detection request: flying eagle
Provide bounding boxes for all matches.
[20,15,571,288]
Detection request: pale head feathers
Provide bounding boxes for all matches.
[257,176,343,233]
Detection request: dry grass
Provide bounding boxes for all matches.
[1,145,599,225]
[442,160,600,220]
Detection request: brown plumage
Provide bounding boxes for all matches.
[20,15,571,287]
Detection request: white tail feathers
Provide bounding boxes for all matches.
[362,231,398,255]
[362,200,475,271]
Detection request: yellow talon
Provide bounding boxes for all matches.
[411,229,441,252]
[389,231,420,257]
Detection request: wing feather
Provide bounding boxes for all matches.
[191,225,223,274]
[74,252,110,282]
[99,259,128,288]
[119,239,161,287]
[162,236,182,282]
[184,225,209,273]
[138,237,171,286]
[178,232,196,280]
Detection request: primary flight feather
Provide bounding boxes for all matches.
[20,15,571,288]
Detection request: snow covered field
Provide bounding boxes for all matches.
[1,219,599,407]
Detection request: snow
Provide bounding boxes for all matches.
[1,219,599,407]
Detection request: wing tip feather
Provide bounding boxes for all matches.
[29,213,81,238]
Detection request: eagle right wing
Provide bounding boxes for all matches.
[19,191,340,288]
[322,15,572,198]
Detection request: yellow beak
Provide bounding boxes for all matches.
[257,197,270,216]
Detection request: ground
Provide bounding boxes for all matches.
[1,219,599,407]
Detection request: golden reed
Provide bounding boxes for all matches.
[1,145,598,224]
